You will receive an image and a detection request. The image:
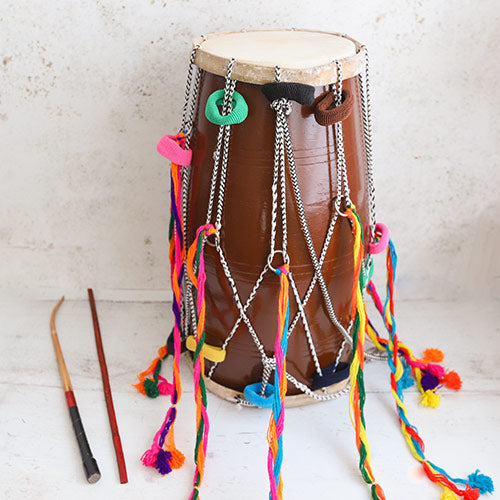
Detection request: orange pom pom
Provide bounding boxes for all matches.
[422,348,444,363]
[168,448,185,469]
[132,381,146,394]
[443,370,462,390]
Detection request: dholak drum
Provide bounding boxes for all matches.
[182,29,374,405]
[140,28,490,500]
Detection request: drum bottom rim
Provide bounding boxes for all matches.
[184,355,349,408]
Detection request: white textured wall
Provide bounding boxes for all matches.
[1,1,499,301]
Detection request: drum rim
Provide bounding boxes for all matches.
[203,367,350,408]
[192,29,366,85]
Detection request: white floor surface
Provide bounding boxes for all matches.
[1,297,499,500]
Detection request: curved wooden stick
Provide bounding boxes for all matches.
[50,296,101,484]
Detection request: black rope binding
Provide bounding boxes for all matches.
[311,361,350,391]
[261,82,315,106]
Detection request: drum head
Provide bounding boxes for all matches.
[193,29,365,85]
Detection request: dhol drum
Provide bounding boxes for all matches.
[136,29,492,500]
[185,29,373,405]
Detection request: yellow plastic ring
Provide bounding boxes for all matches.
[186,335,226,363]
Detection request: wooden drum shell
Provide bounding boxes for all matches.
[187,71,369,397]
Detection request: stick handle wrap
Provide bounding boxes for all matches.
[66,391,101,484]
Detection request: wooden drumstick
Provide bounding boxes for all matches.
[87,288,128,484]
[50,296,101,484]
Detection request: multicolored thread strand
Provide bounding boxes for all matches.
[186,224,217,500]
[345,206,386,500]
[133,344,171,398]
[266,264,290,500]
[365,239,493,499]
[367,280,446,406]
[141,133,187,474]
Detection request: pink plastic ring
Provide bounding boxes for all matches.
[367,222,390,254]
[156,134,192,166]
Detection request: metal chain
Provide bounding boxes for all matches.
[214,61,237,229]
[285,373,350,401]
[205,59,236,226]
[207,263,269,378]
[283,111,352,348]
[214,242,267,358]
[287,271,323,376]
[358,46,376,291]
[333,61,351,205]
[333,58,383,361]
[269,99,291,259]
[269,108,281,256]
[184,50,384,402]
[181,44,201,133]
[237,357,349,404]
[260,358,274,392]
[279,112,289,255]
[358,46,376,240]
[286,208,339,335]
[176,43,203,338]
[205,60,271,382]
[214,82,236,230]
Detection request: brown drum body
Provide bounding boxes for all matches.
[187,71,368,395]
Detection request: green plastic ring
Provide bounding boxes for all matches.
[205,89,248,125]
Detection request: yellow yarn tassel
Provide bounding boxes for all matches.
[420,389,441,408]
[441,487,460,499]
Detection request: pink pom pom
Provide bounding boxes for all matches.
[427,363,445,378]
[141,446,159,467]
[158,376,174,395]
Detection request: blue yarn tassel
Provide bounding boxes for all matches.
[428,461,494,495]
[467,470,495,494]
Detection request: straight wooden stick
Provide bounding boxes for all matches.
[87,288,128,484]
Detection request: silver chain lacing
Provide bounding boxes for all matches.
[357,46,387,360]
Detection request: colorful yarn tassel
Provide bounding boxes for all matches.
[365,238,493,498]
[443,370,462,390]
[346,206,386,500]
[141,133,187,474]
[366,281,461,407]
[133,344,171,398]
[186,224,217,500]
[422,348,445,363]
[267,264,290,500]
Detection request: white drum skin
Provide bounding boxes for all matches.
[193,29,365,85]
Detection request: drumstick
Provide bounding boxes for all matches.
[50,296,101,484]
[87,288,128,484]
